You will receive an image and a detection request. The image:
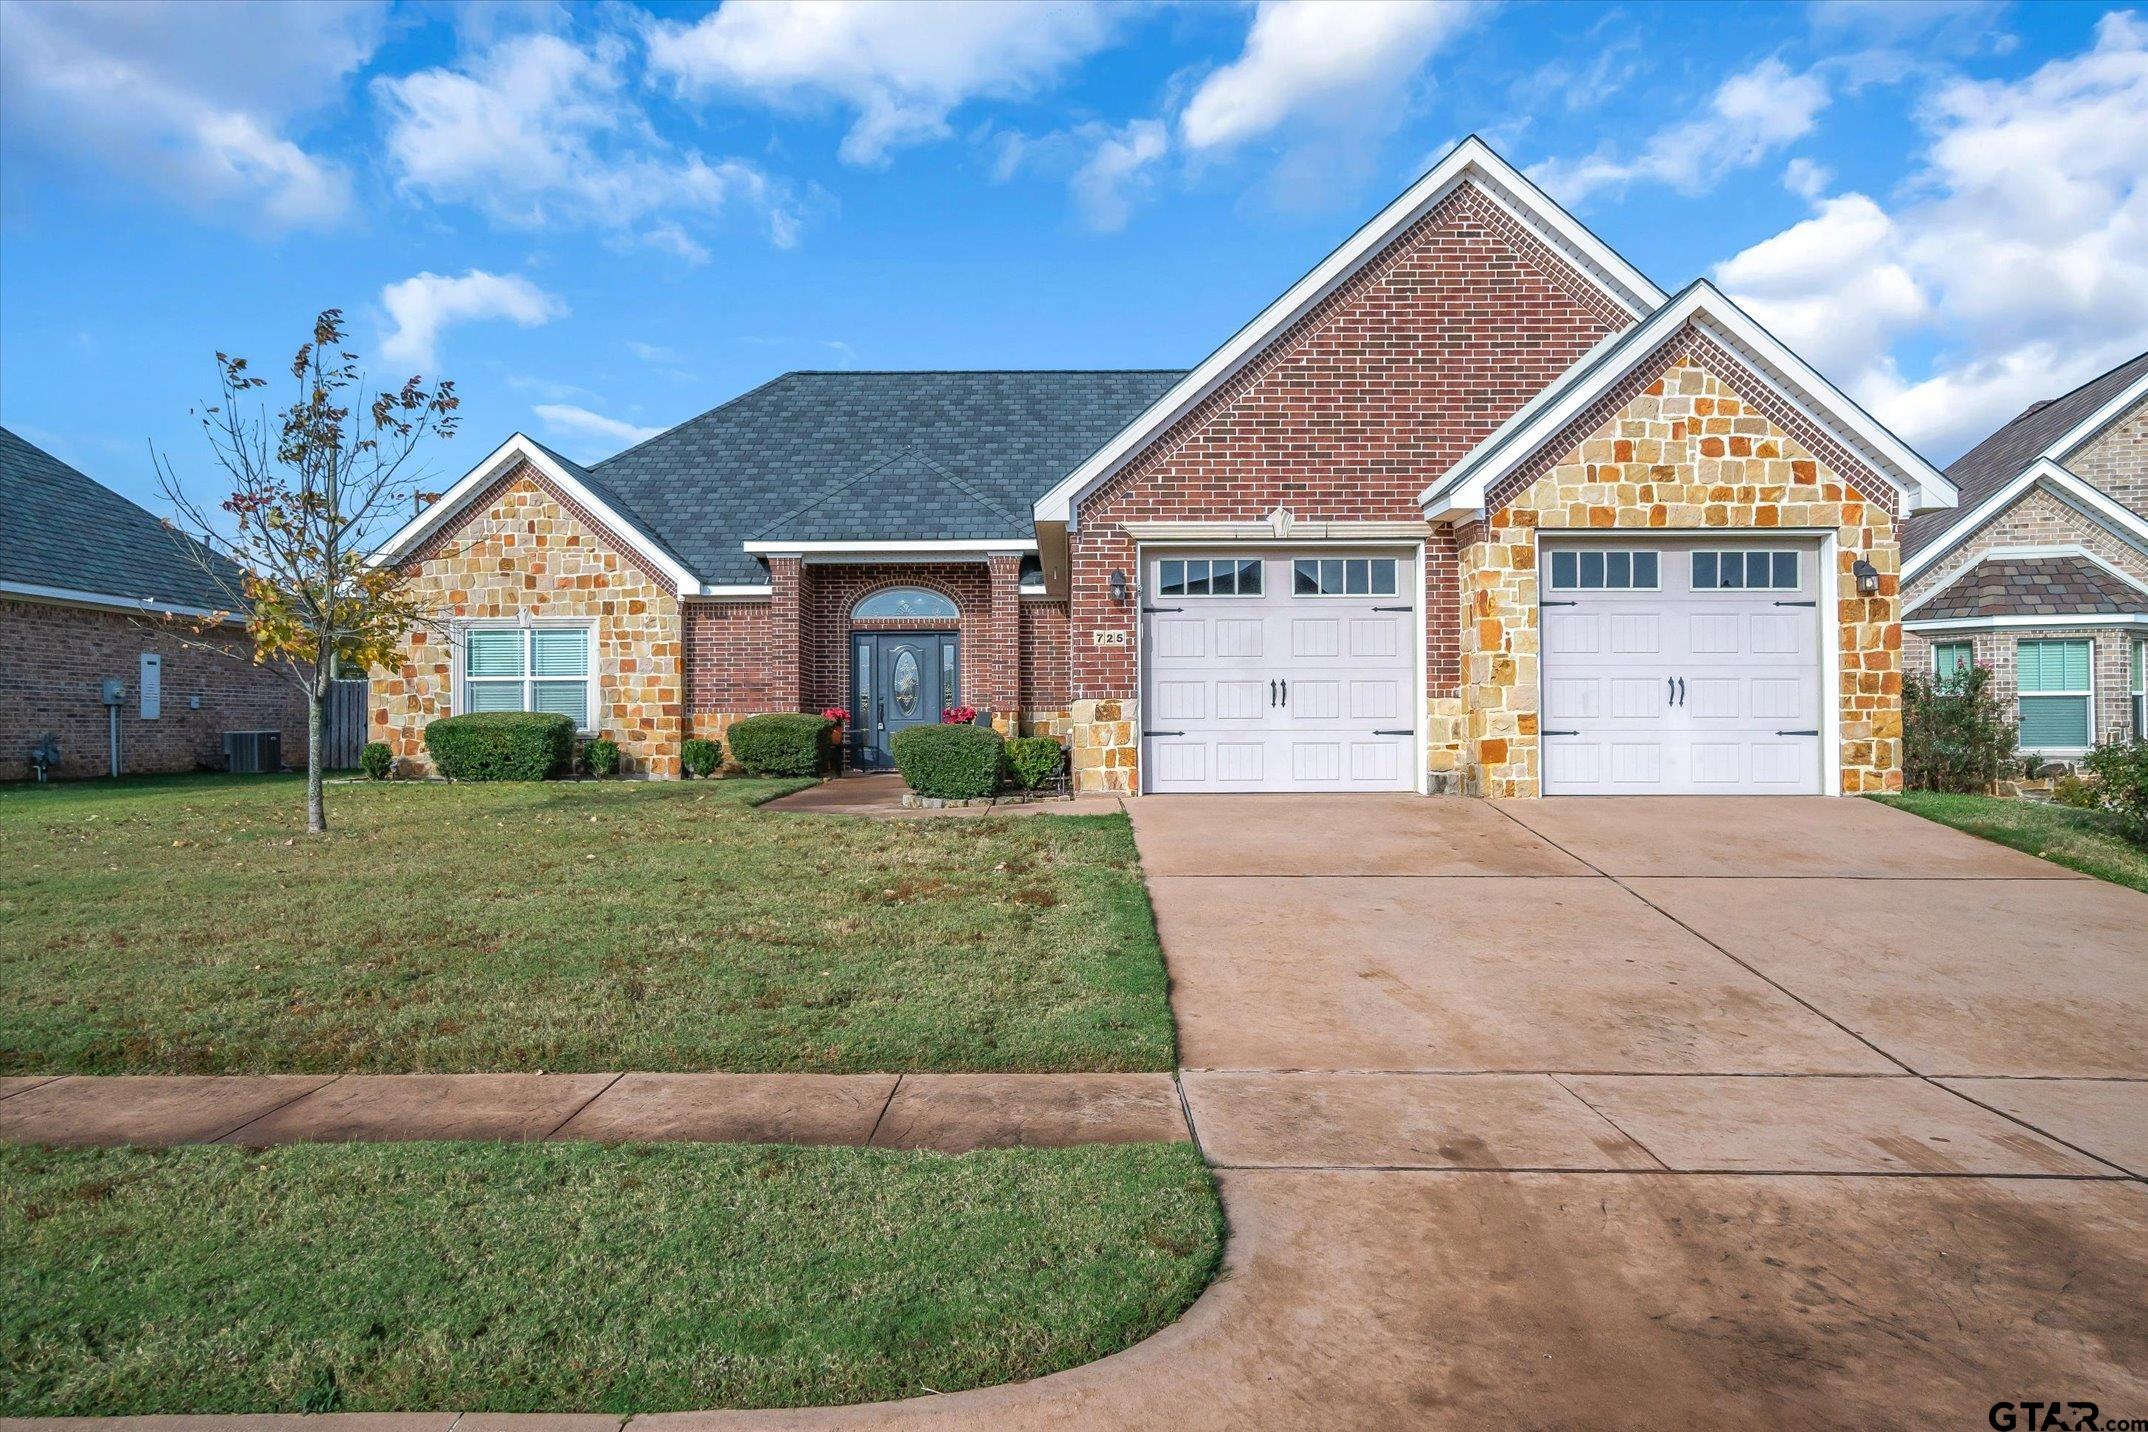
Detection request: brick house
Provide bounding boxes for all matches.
[1900,351,2148,764]
[371,138,1959,797]
[1,428,306,780]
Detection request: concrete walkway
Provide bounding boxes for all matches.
[0,1072,1188,1153]
[7,795,2146,1429]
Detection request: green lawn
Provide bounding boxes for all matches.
[0,1140,1221,1414]
[0,776,1175,1074]
[1874,791,2148,893]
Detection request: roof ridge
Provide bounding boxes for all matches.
[904,449,1026,529]
[746,448,918,540]
[2028,347,2148,416]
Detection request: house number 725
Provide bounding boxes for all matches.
[1091,629,1130,647]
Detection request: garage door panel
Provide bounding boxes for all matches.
[1290,618,1341,657]
[1153,619,1206,658]
[1151,742,1207,785]
[1349,678,1404,720]
[1290,742,1343,783]
[1214,681,1264,720]
[1348,619,1400,657]
[1153,680,1207,722]
[1216,619,1264,657]
[1542,540,1822,796]
[1292,680,1343,720]
[1350,740,1402,783]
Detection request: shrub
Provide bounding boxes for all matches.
[582,736,621,778]
[892,722,1005,800]
[2052,773,2098,809]
[727,713,834,776]
[1006,735,1064,791]
[359,742,393,781]
[681,737,723,778]
[423,712,574,782]
[2080,737,2148,843]
[1902,664,2016,794]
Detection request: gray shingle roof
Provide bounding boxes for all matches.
[1901,349,2148,560]
[1910,553,2144,621]
[0,426,249,613]
[583,370,1183,585]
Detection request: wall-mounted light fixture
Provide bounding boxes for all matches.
[1109,569,1128,603]
[1851,558,1880,597]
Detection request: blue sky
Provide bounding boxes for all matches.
[3,0,2143,523]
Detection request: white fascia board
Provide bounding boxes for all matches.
[367,432,704,597]
[0,579,242,624]
[682,585,775,600]
[2041,368,2148,464]
[1902,459,2148,582]
[1904,612,2148,633]
[740,540,1035,557]
[1420,282,1957,521]
[1032,136,1666,530]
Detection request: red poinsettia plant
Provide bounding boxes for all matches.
[820,706,849,729]
[941,705,978,725]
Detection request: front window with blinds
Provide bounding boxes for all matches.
[2016,639,2091,751]
[1932,641,1975,679]
[463,627,593,730]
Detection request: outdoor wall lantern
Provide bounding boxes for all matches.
[1109,569,1129,603]
[1852,558,1880,597]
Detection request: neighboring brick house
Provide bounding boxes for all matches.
[1900,351,2148,762]
[0,428,306,779]
[372,138,1958,797]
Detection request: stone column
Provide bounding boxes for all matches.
[984,552,1023,731]
[766,555,804,712]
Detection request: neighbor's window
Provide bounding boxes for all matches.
[462,626,592,730]
[2132,640,2144,739]
[1548,549,1659,591]
[2016,638,2092,751]
[1692,550,1799,591]
[853,587,957,620]
[1292,557,1399,597]
[1159,557,1262,597]
[1932,641,1975,679]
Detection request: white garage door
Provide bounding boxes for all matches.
[1143,551,1416,793]
[1540,540,1824,795]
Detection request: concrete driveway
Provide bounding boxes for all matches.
[645,795,2146,1430]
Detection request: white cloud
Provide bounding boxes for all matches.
[1180,0,1486,152]
[1715,12,2148,458]
[379,270,565,372]
[533,403,664,449]
[627,341,681,364]
[645,0,1119,166]
[1782,156,1833,199]
[1068,119,1168,233]
[0,0,380,226]
[376,31,801,249]
[1532,58,1829,204]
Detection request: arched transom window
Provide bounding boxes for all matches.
[852,586,957,621]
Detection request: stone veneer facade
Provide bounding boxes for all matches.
[1451,349,1903,798]
[376,467,686,778]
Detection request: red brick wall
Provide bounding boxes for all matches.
[799,563,989,712]
[1,599,307,780]
[1020,599,1070,709]
[683,599,775,711]
[1070,181,1629,701]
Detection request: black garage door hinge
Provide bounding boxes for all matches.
[1142,605,1182,613]
[1371,605,1414,612]
[1773,599,1817,607]
[1540,729,1578,736]
[1775,729,1819,736]
[1143,730,1186,737]
[1539,599,1578,608]
[1372,729,1413,735]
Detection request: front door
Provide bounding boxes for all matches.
[854,631,959,770]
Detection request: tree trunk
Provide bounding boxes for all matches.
[306,686,327,834]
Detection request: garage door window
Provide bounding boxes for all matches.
[1293,557,1397,597]
[1547,549,1658,591]
[1158,558,1261,597]
[2016,639,2092,751]
[1693,550,1798,591]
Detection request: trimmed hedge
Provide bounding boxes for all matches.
[582,737,621,778]
[728,714,834,777]
[681,737,723,778]
[359,742,393,781]
[892,723,1005,800]
[423,712,575,782]
[1006,736,1064,791]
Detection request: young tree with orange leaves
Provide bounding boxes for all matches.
[158,310,457,833]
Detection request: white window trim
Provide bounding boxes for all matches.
[1546,547,1663,592]
[2015,637,2094,756]
[1155,555,1266,600]
[454,619,600,735]
[2131,639,2145,740]
[1290,555,1401,599]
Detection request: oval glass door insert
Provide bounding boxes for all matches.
[892,648,920,715]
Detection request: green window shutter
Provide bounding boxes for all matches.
[466,629,526,677]
[532,628,588,677]
[2017,640,2089,693]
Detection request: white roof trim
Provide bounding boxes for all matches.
[0,579,242,624]
[741,540,1034,557]
[1119,519,1432,542]
[682,585,775,600]
[1031,136,1666,529]
[2041,366,2148,464]
[1905,613,2148,633]
[1902,541,2148,617]
[1419,281,1957,522]
[368,432,704,597]
[1902,458,2148,582]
